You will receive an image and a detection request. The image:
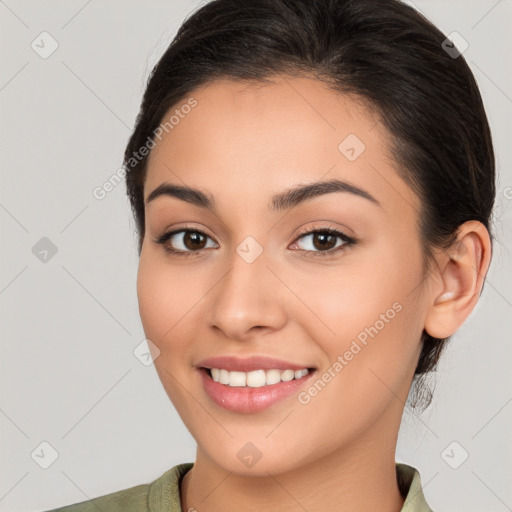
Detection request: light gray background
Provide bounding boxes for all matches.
[0,1,511,511]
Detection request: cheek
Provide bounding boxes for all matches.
[136,253,200,407]
[137,261,174,342]
[136,250,214,387]
[336,250,424,397]
[136,251,203,341]
[289,239,425,389]
[288,238,422,338]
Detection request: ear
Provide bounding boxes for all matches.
[424,220,492,339]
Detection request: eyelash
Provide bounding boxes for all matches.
[154,224,357,259]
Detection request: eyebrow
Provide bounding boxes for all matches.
[145,179,381,211]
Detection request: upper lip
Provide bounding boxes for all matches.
[196,355,315,372]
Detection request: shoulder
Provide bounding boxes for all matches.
[43,482,150,512]
[41,463,194,512]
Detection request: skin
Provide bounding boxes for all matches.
[137,75,491,512]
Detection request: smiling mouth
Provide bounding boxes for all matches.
[201,367,316,388]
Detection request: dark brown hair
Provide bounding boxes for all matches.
[123,0,495,409]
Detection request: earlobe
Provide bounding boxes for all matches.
[424,221,492,339]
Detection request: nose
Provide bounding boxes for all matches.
[207,246,288,342]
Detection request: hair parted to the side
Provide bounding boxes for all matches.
[123,0,496,410]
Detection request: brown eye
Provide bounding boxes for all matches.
[155,229,218,255]
[290,227,356,259]
[182,231,208,250]
[311,232,338,251]
[294,229,351,252]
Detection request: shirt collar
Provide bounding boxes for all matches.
[156,462,433,512]
[396,463,434,512]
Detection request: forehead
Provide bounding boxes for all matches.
[144,75,419,219]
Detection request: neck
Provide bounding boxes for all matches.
[180,427,405,512]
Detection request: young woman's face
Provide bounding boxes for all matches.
[138,76,430,475]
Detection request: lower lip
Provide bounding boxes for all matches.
[198,368,316,413]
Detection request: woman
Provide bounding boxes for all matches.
[46,0,495,510]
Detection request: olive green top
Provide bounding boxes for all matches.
[44,462,433,511]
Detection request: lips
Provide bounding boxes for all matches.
[196,355,315,372]
[195,355,317,413]
[198,364,316,413]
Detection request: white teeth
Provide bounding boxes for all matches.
[208,367,310,387]
[266,369,281,385]
[246,370,266,387]
[280,369,295,382]
[228,371,246,387]
[219,369,230,385]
